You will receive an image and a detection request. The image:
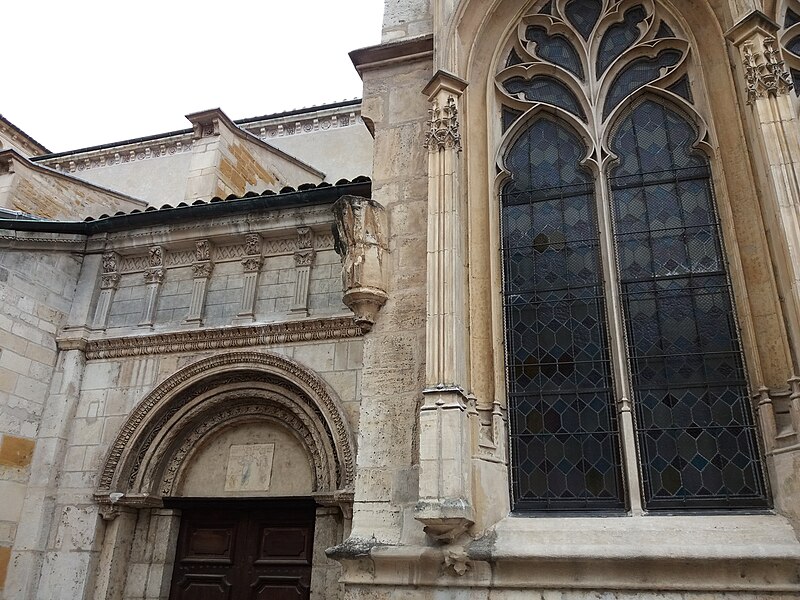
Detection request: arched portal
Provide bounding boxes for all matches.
[92,351,355,600]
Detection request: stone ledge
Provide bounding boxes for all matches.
[336,514,800,592]
[58,315,365,359]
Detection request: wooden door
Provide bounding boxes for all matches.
[168,499,315,600]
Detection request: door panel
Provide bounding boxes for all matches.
[169,500,315,600]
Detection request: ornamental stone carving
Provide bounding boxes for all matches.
[102,251,118,273]
[95,352,356,508]
[245,233,262,256]
[332,195,389,331]
[148,245,163,267]
[191,261,213,278]
[143,267,165,285]
[423,95,461,152]
[743,37,794,103]
[195,239,211,261]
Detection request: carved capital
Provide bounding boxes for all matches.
[244,233,262,256]
[423,96,462,152]
[101,251,119,273]
[192,260,213,278]
[742,37,794,103]
[294,248,316,267]
[332,195,389,331]
[148,245,163,267]
[144,267,165,285]
[195,239,211,261]
[241,256,263,273]
[100,272,121,290]
[297,226,314,249]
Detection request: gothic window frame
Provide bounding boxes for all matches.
[779,0,800,93]
[493,0,770,513]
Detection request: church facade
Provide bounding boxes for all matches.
[2,0,800,598]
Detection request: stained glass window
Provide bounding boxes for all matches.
[609,101,768,509]
[501,0,768,514]
[502,118,625,511]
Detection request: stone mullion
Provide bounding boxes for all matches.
[730,13,800,447]
[414,71,474,542]
[186,240,213,325]
[291,227,316,315]
[139,246,165,328]
[91,251,120,330]
[236,234,263,323]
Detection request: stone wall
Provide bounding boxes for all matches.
[0,242,83,595]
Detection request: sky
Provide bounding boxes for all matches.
[4,1,384,153]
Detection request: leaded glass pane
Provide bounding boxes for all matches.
[597,5,647,77]
[792,69,800,95]
[603,50,682,118]
[654,20,675,38]
[787,35,800,57]
[785,8,800,28]
[666,75,693,103]
[526,26,585,80]
[503,118,625,511]
[502,76,587,120]
[609,100,768,509]
[502,107,524,132]
[565,0,602,40]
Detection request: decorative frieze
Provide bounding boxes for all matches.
[75,316,365,360]
[244,110,360,141]
[42,138,193,174]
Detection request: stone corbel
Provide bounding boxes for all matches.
[332,195,389,332]
[186,239,214,325]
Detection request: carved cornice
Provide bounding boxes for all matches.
[76,316,364,359]
[40,137,193,175]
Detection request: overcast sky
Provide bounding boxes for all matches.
[4,1,384,153]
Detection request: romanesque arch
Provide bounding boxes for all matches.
[94,351,356,509]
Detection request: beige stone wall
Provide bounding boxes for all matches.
[0,244,82,596]
[0,152,146,220]
[346,51,431,547]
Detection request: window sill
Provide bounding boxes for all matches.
[337,513,800,593]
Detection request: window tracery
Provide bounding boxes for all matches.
[780,0,800,93]
[496,0,769,512]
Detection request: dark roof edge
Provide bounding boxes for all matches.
[0,180,371,236]
[350,35,434,75]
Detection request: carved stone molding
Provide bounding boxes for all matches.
[100,272,121,290]
[75,316,364,359]
[143,267,165,285]
[423,95,462,152]
[742,37,794,103]
[244,233,262,256]
[241,256,263,273]
[332,195,389,331]
[191,260,213,279]
[96,351,356,504]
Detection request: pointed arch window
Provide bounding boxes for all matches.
[498,0,769,512]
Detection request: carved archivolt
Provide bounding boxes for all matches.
[95,352,355,507]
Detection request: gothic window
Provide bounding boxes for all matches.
[497,0,769,512]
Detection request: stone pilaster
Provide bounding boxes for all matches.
[91,251,120,330]
[185,239,213,325]
[414,70,474,542]
[139,246,165,328]
[729,10,800,527]
[236,233,262,323]
[291,227,316,315]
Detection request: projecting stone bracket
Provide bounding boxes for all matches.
[332,195,389,331]
[414,498,474,543]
